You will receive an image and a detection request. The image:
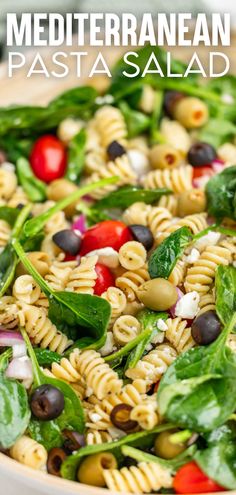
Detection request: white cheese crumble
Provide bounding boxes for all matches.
[95,94,114,105]
[99,332,117,357]
[156,318,168,331]
[89,413,102,423]
[127,149,150,177]
[175,291,200,319]
[87,247,119,268]
[194,231,221,252]
[186,248,200,264]
[1,161,15,172]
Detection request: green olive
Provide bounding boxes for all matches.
[77,452,117,487]
[16,252,50,277]
[173,97,209,129]
[149,144,182,170]
[178,189,206,217]
[154,430,186,460]
[47,179,79,218]
[136,278,177,311]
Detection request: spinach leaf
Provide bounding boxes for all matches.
[206,166,236,220]
[95,185,171,210]
[34,348,61,366]
[194,422,236,490]
[24,176,119,238]
[157,312,236,432]
[66,129,86,183]
[22,329,85,450]
[198,119,236,149]
[0,206,19,226]
[16,157,46,202]
[122,444,196,472]
[61,424,174,480]
[13,240,111,349]
[119,101,150,137]
[148,227,192,279]
[125,310,168,370]
[215,265,236,326]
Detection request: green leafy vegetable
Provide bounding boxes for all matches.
[148,227,192,279]
[13,240,111,349]
[157,312,236,432]
[66,128,86,183]
[215,265,236,326]
[24,176,119,238]
[119,100,150,137]
[61,424,174,480]
[34,348,61,366]
[22,329,85,450]
[122,444,196,472]
[198,119,236,148]
[95,185,171,210]
[206,166,236,220]
[194,422,236,490]
[16,157,46,202]
[0,206,19,226]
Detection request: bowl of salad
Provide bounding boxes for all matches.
[0,45,236,495]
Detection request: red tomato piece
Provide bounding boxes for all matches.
[94,263,115,296]
[80,220,133,256]
[173,461,223,494]
[192,166,214,180]
[30,135,67,183]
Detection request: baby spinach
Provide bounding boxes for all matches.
[61,424,174,480]
[122,444,196,472]
[22,329,85,450]
[16,157,47,202]
[66,128,86,184]
[206,166,236,220]
[148,227,192,279]
[23,176,119,238]
[95,185,171,210]
[194,422,236,490]
[13,240,111,349]
[0,206,19,226]
[0,349,30,449]
[215,265,236,326]
[119,100,151,137]
[198,119,236,148]
[157,311,236,432]
[34,348,61,366]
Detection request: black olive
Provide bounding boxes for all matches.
[191,310,222,345]
[52,229,81,255]
[107,141,126,161]
[187,142,217,167]
[0,150,7,165]
[128,224,154,251]
[110,404,138,432]
[163,91,185,117]
[63,429,85,453]
[47,447,67,477]
[30,384,65,420]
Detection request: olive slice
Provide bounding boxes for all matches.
[47,447,67,477]
[110,404,138,432]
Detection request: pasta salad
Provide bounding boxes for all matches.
[0,45,236,494]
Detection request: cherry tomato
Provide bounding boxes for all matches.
[192,166,213,180]
[94,263,115,296]
[80,220,133,256]
[173,461,223,494]
[30,135,67,183]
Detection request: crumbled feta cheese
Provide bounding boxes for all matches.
[221,93,234,104]
[87,247,119,268]
[127,149,150,177]
[151,332,165,345]
[1,161,15,172]
[95,94,114,105]
[99,332,117,357]
[194,231,221,252]
[175,291,200,319]
[12,343,27,358]
[89,413,102,423]
[85,387,93,398]
[186,248,200,264]
[145,343,153,352]
[156,318,168,331]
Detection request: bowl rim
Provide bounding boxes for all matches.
[0,451,234,495]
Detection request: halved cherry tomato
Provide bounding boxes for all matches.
[173,461,223,494]
[80,220,133,256]
[192,166,213,180]
[30,135,67,183]
[94,263,115,296]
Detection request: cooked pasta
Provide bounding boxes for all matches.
[46,257,77,291]
[118,241,147,270]
[163,213,208,238]
[142,165,193,193]
[122,202,152,226]
[147,206,173,241]
[0,219,11,247]
[0,168,17,200]
[0,296,19,328]
[95,105,127,147]
[198,292,216,316]
[101,287,127,326]
[160,118,191,155]
[125,344,177,384]
[165,317,195,353]
[103,462,172,493]
[10,436,48,470]
[168,259,187,286]
[85,147,107,174]
[116,266,150,302]
[157,194,179,215]
[113,315,141,346]
[7,186,28,207]
[44,210,69,235]
[130,401,159,430]
[13,275,42,305]
[86,429,113,445]
[66,255,98,294]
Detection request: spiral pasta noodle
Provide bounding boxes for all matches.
[66,255,98,294]
[118,241,147,270]
[116,266,150,302]
[0,168,17,200]
[95,105,127,147]
[46,257,77,291]
[125,344,177,384]
[10,436,48,470]
[147,206,173,241]
[85,147,107,174]
[142,165,193,193]
[18,304,72,354]
[7,186,28,208]
[163,213,208,238]
[113,315,141,346]
[165,317,195,353]
[130,401,159,430]
[122,202,151,226]
[86,429,112,445]
[13,275,42,305]
[197,292,216,316]
[0,219,11,247]
[44,211,69,235]
[103,461,173,493]
[168,259,187,286]
[157,194,179,215]
[101,287,127,326]
[0,296,19,329]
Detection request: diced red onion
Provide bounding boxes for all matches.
[71,214,86,234]
[5,356,33,388]
[169,288,184,318]
[12,343,27,358]
[0,329,23,347]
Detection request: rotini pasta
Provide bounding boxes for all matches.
[142,165,193,193]
[165,317,195,353]
[118,241,147,270]
[125,344,177,384]
[10,436,48,470]
[66,255,98,294]
[95,105,127,147]
[112,315,141,346]
[13,275,42,305]
[101,287,127,326]
[103,462,172,493]
[116,266,150,302]
[0,296,19,329]
[0,219,11,247]
[122,202,152,226]
[0,168,17,200]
